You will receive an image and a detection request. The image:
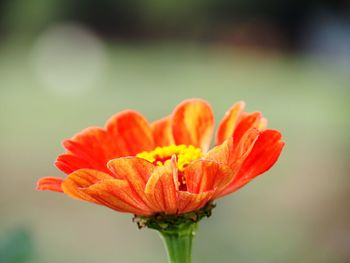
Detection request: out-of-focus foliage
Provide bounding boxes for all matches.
[0,228,34,263]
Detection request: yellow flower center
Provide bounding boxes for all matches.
[136,144,203,171]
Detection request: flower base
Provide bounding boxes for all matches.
[133,202,216,263]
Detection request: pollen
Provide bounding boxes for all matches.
[136,145,203,171]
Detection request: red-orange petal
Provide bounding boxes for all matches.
[204,139,231,164]
[177,191,214,214]
[233,112,262,144]
[151,116,175,147]
[206,128,259,169]
[61,169,114,202]
[67,127,112,159]
[216,101,245,145]
[56,127,114,174]
[84,179,153,215]
[172,99,214,152]
[229,128,260,168]
[220,129,284,196]
[106,110,154,156]
[62,129,112,173]
[107,157,155,209]
[36,177,63,192]
[184,160,234,198]
[145,160,178,214]
[55,153,93,175]
[56,111,155,175]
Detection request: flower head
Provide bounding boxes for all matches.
[37,99,284,216]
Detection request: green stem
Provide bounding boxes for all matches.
[159,222,197,263]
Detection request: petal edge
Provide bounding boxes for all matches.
[172,99,214,152]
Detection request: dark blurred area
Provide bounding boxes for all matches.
[0,0,349,51]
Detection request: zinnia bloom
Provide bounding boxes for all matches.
[37,99,284,216]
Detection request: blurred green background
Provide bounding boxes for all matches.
[1,0,350,262]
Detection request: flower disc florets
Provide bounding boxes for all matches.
[136,144,203,171]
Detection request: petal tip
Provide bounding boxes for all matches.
[36,177,64,192]
[172,98,214,151]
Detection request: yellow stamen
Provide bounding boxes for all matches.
[136,144,203,171]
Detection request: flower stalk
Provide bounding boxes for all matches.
[159,222,197,263]
[133,202,216,263]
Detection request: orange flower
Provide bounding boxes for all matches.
[37,99,284,216]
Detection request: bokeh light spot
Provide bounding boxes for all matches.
[31,23,108,96]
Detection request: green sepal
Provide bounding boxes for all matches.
[132,202,216,231]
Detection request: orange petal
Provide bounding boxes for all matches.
[204,139,231,164]
[220,129,284,196]
[56,153,93,175]
[58,149,108,174]
[216,101,245,145]
[61,169,114,202]
[56,127,117,174]
[233,112,262,144]
[36,177,63,192]
[145,160,178,214]
[172,99,214,152]
[177,191,214,214]
[56,112,155,175]
[107,157,155,209]
[229,128,260,168]
[184,160,234,198]
[106,110,154,156]
[206,128,259,169]
[151,116,175,147]
[84,179,153,215]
